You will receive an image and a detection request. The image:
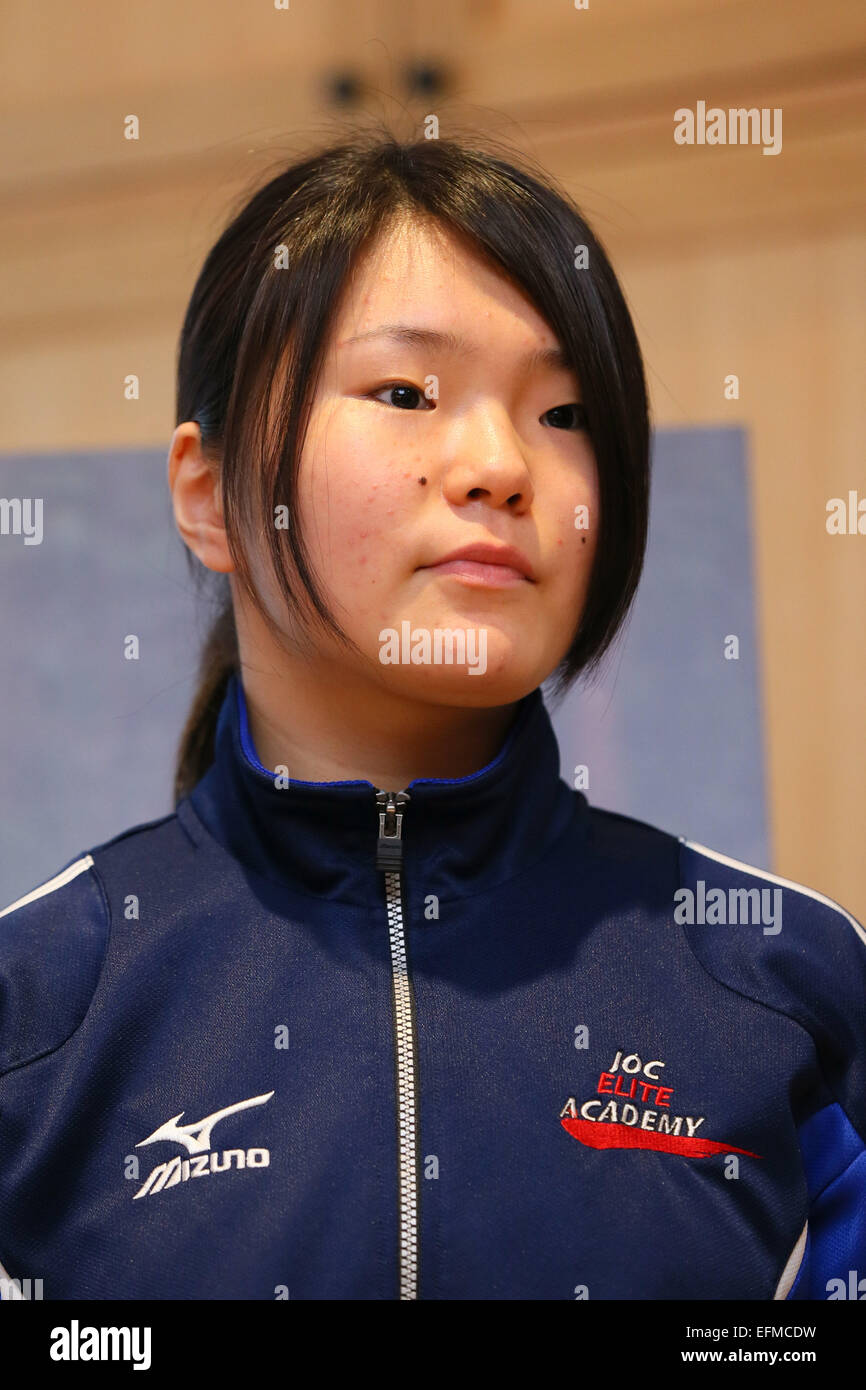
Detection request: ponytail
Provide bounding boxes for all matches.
[174,600,239,804]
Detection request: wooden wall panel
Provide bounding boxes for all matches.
[0,0,863,917]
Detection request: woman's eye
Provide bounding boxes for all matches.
[543,403,588,431]
[368,387,585,429]
[370,383,434,410]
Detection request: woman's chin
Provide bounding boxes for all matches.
[376,659,543,709]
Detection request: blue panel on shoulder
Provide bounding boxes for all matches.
[788,1103,866,1299]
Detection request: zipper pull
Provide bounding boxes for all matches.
[375,789,410,872]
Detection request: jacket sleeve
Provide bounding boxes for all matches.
[678,838,866,1300]
[0,853,109,1076]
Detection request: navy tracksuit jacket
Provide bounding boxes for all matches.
[1,674,864,1300]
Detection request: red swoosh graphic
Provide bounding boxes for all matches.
[561,1117,762,1159]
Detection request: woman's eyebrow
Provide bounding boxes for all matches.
[340,323,570,373]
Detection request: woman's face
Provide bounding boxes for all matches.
[264,215,599,707]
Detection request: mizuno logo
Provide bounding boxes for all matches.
[135,1090,275,1155]
[132,1090,275,1201]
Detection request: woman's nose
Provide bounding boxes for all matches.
[439,404,534,511]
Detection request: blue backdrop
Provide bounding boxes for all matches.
[0,428,768,906]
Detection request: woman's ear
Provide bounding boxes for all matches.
[168,423,235,573]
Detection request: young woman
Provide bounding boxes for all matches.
[0,132,863,1302]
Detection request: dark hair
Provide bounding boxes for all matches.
[173,127,650,802]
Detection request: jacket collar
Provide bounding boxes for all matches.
[185,672,581,907]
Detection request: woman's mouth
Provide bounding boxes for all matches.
[418,542,536,588]
[422,559,529,588]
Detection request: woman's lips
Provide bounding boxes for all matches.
[422,559,530,587]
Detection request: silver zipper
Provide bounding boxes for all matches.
[375,789,418,1300]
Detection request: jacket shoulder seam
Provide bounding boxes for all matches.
[0,852,94,920]
[806,1118,866,1207]
[806,1134,866,1212]
[86,810,180,856]
[0,858,113,1079]
[679,835,866,947]
[677,838,866,1151]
